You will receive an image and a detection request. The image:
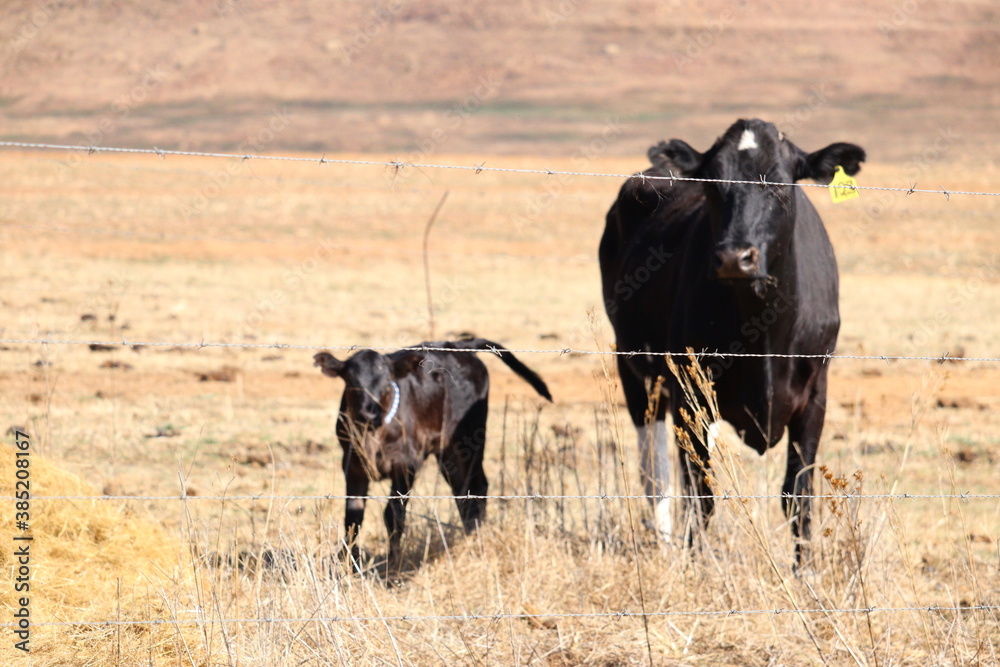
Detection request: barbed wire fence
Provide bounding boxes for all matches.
[5,492,1000,502]
[3,139,1000,198]
[1,140,998,634]
[1,604,996,630]
[2,337,999,363]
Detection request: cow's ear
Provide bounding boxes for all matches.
[313,351,345,378]
[392,351,425,378]
[793,142,866,184]
[648,139,703,175]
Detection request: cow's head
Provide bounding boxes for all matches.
[649,119,865,297]
[314,349,418,428]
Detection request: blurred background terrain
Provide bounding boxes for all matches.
[2,0,998,161]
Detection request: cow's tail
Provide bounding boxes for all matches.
[452,337,553,402]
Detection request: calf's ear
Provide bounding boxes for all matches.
[313,351,345,378]
[648,139,703,175]
[794,142,866,183]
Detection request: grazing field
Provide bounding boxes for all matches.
[0,148,997,665]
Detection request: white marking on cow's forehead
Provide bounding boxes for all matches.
[738,129,758,151]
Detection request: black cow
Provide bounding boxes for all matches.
[600,118,864,558]
[314,337,552,567]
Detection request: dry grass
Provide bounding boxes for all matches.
[0,150,997,665]
[2,393,996,665]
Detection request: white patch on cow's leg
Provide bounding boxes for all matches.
[738,129,758,151]
[706,421,722,455]
[346,498,365,512]
[637,421,672,539]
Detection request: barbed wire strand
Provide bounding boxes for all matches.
[2,604,995,629]
[2,141,1000,198]
[7,491,997,502]
[2,337,997,363]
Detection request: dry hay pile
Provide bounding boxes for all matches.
[0,445,204,665]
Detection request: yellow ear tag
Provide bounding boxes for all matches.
[829,165,860,203]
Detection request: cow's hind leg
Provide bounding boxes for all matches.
[619,356,673,539]
[785,368,828,564]
[439,397,489,532]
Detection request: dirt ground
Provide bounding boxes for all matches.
[1,150,997,501]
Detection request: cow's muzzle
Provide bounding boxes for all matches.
[713,246,761,280]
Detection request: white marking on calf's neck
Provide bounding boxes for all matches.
[383,380,400,425]
[738,129,758,151]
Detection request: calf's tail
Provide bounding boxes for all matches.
[453,337,553,402]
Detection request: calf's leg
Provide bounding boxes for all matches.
[384,466,416,567]
[342,451,370,568]
[439,398,489,532]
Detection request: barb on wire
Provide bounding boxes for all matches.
[2,604,994,629]
[2,140,999,198]
[1,337,998,363]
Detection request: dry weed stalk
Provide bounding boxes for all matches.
[666,351,831,663]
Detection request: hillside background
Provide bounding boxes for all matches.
[2,0,998,163]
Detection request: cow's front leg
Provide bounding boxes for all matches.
[384,465,416,570]
[618,358,674,540]
[785,371,827,565]
[637,419,672,538]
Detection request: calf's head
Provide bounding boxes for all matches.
[649,118,864,296]
[314,349,409,428]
